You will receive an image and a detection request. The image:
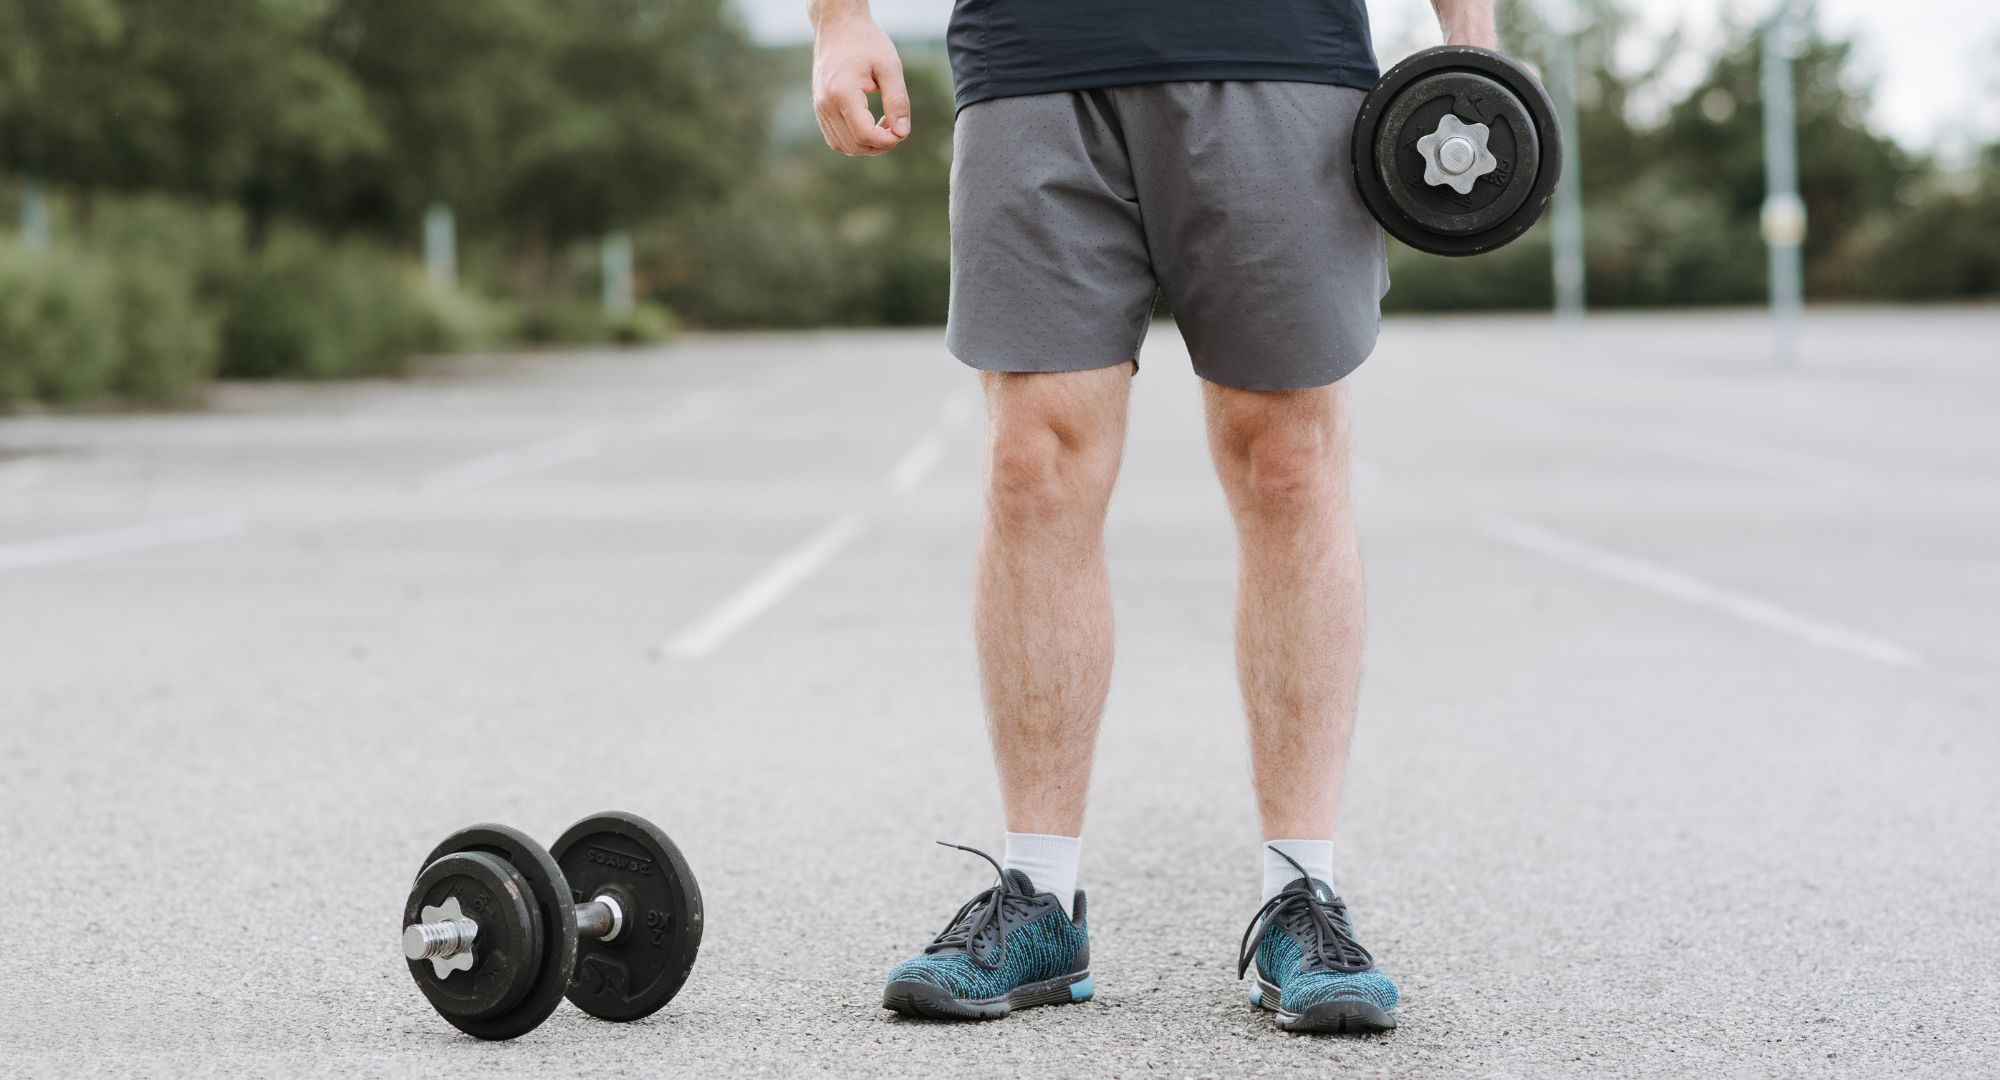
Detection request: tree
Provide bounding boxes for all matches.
[1654,14,1914,287]
[0,0,382,245]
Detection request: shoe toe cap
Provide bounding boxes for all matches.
[886,957,975,997]
[1284,967,1399,1013]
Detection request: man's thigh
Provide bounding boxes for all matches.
[1117,81,1389,392]
[947,91,1160,376]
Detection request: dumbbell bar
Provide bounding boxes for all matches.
[401,811,703,1041]
[404,892,626,968]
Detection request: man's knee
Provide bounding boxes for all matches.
[980,368,1129,526]
[1210,387,1349,517]
[986,425,1118,525]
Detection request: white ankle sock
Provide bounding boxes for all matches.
[1261,839,1334,903]
[1003,832,1081,917]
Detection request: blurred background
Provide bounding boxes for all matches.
[0,0,1996,404]
[3,1,1997,1076]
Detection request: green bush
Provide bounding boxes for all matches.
[517,299,675,346]
[1583,177,1764,306]
[656,203,851,328]
[109,259,216,404]
[419,284,515,352]
[0,243,121,406]
[1383,231,1554,312]
[1825,181,2000,300]
[88,194,249,302]
[219,240,435,379]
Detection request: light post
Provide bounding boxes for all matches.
[1760,0,1806,366]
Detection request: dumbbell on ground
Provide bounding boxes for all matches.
[401,811,702,1040]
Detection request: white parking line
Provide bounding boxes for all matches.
[940,388,978,429]
[418,428,608,494]
[661,391,971,659]
[659,513,868,660]
[1480,514,1921,668]
[0,512,250,572]
[889,434,948,493]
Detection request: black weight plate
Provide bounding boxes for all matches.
[551,811,704,1022]
[403,851,540,1023]
[1353,46,1563,256]
[1375,70,1538,235]
[419,824,579,1040]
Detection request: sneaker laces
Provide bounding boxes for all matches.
[1236,846,1375,978]
[924,842,1042,970]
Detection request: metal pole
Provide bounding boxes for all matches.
[601,232,634,317]
[1760,1,1806,366]
[423,203,457,292]
[403,896,625,964]
[21,176,50,252]
[1547,0,1586,320]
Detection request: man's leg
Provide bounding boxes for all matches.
[976,364,1132,843]
[1206,378,1395,1033]
[1203,380,1364,846]
[878,364,1126,1020]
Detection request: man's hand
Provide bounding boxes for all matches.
[810,0,910,156]
[1430,0,1498,49]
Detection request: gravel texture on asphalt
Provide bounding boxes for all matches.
[3,310,1996,1078]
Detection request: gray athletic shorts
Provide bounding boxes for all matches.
[946,81,1388,391]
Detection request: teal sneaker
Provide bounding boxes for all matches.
[882,842,1093,1021]
[1238,849,1398,1033]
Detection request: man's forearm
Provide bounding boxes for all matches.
[1429,0,1496,46]
[809,0,870,30]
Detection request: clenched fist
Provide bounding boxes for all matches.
[809,0,910,156]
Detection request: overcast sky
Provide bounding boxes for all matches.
[744,0,1994,154]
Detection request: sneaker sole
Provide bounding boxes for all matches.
[1251,975,1396,1034]
[883,971,1093,1022]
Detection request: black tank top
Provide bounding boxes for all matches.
[946,0,1380,110]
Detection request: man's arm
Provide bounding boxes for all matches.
[1430,0,1498,48]
[809,0,910,156]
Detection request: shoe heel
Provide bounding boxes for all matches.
[1068,974,1094,1003]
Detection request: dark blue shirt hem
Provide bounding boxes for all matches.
[954,60,1381,112]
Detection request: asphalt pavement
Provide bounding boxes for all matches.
[1,308,1996,1077]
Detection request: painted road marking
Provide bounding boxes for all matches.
[659,513,868,660]
[889,433,948,493]
[418,428,608,494]
[940,388,978,429]
[0,512,249,572]
[1480,514,1920,668]
[418,387,731,494]
[661,391,972,659]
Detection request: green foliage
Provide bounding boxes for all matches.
[422,285,517,352]
[655,59,956,328]
[1380,1,1966,309]
[0,0,1993,394]
[329,0,763,289]
[0,243,120,405]
[1828,176,2000,300]
[108,258,215,403]
[0,0,382,216]
[519,300,675,346]
[86,193,248,300]
[1580,177,1766,306]
[218,238,434,379]
[1384,232,1552,311]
